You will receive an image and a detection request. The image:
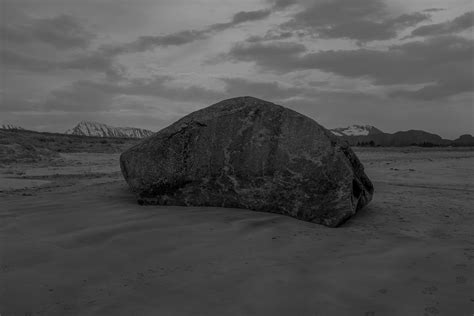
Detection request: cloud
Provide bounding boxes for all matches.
[210,9,272,31]
[0,95,39,112]
[0,12,120,76]
[246,30,295,42]
[282,92,474,139]
[220,35,473,99]
[1,14,94,49]
[103,8,273,57]
[389,70,473,100]
[267,0,298,9]
[109,29,209,55]
[121,77,225,102]
[281,0,430,42]
[315,12,429,42]
[287,0,386,27]
[39,75,314,113]
[61,52,121,76]
[409,11,474,37]
[113,9,272,55]
[0,47,123,79]
[41,76,226,112]
[423,8,445,13]
[218,41,307,71]
[0,48,59,72]
[43,81,115,112]
[2,6,276,78]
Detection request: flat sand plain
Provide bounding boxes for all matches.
[1,147,473,315]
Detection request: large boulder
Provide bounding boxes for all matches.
[120,96,374,227]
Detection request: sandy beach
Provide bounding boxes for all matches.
[1,147,473,315]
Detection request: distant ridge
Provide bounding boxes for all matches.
[65,121,154,139]
[1,124,25,130]
[330,125,383,137]
[2,121,472,146]
[329,125,464,147]
[452,134,474,146]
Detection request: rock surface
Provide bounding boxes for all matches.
[120,96,374,227]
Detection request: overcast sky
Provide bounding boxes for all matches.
[1,0,473,138]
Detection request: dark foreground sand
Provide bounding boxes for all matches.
[1,148,473,315]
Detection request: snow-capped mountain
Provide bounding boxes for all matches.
[65,121,154,138]
[1,124,25,130]
[330,125,383,137]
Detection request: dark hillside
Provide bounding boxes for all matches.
[0,129,140,163]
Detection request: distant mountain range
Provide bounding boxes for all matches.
[452,134,474,146]
[65,121,154,138]
[2,122,473,145]
[330,125,383,136]
[1,124,25,130]
[330,125,474,147]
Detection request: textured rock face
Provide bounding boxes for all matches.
[120,96,374,227]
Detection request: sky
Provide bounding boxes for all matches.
[1,0,473,138]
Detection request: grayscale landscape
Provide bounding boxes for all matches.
[1,0,473,315]
[0,126,473,315]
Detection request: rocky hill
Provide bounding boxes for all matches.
[1,124,25,130]
[0,129,140,163]
[452,134,474,146]
[331,126,464,147]
[65,121,154,138]
[330,125,383,136]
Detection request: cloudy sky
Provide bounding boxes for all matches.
[1,0,473,138]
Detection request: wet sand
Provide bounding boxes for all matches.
[1,148,473,315]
